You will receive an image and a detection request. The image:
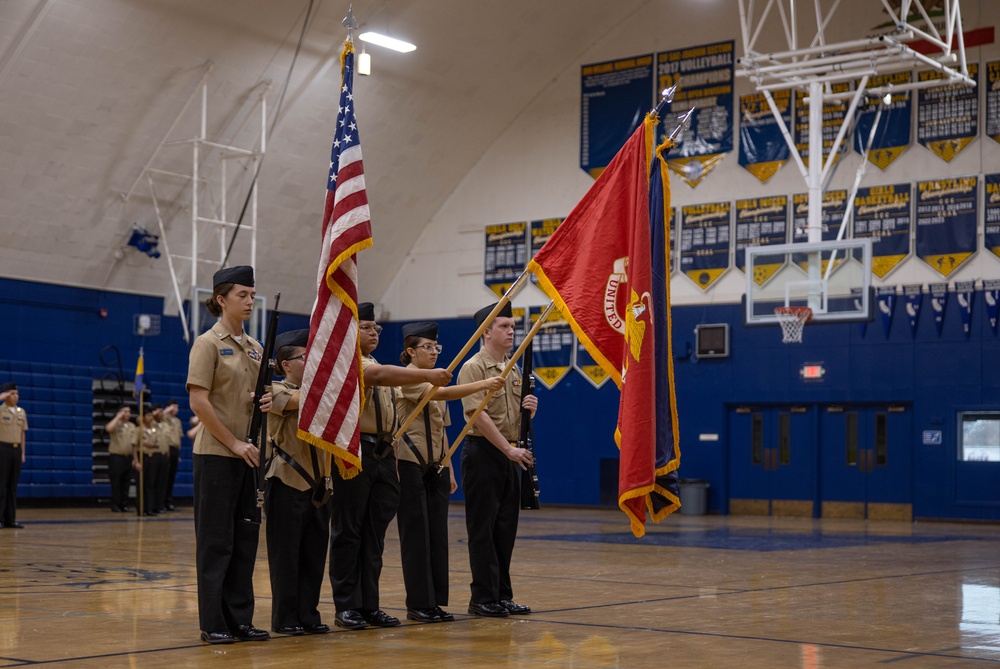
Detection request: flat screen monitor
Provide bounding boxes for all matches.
[695,323,729,359]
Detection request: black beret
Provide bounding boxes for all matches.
[358,302,375,321]
[402,321,438,340]
[213,265,254,288]
[473,301,513,326]
[151,403,163,411]
[1,382,16,392]
[275,329,310,351]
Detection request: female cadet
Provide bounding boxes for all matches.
[186,266,271,645]
[395,322,503,623]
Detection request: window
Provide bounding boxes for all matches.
[960,413,1000,462]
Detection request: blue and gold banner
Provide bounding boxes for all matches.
[795,82,850,168]
[854,72,912,169]
[739,89,791,183]
[680,201,731,291]
[657,40,735,187]
[986,173,1000,261]
[903,284,923,338]
[791,189,848,273]
[530,218,564,286]
[580,55,655,178]
[877,286,897,337]
[984,279,1000,333]
[915,176,978,278]
[735,196,788,285]
[511,306,527,350]
[573,336,610,389]
[529,305,574,390]
[917,63,979,162]
[988,61,1000,145]
[484,222,528,297]
[930,283,949,335]
[955,280,976,336]
[852,184,912,279]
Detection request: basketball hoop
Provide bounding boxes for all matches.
[774,306,812,344]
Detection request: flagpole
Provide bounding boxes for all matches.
[441,300,554,465]
[652,83,679,116]
[390,269,532,445]
[136,345,144,518]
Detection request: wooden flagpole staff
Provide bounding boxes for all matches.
[441,300,554,465]
[390,270,532,446]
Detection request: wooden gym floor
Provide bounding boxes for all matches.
[1,506,999,668]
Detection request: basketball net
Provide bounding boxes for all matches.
[774,306,811,344]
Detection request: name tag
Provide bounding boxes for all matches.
[220,348,234,356]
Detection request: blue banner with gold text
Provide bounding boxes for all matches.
[735,196,788,286]
[791,189,847,273]
[795,83,850,168]
[915,176,978,278]
[581,55,655,178]
[986,173,1000,262]
[529,305,574,390]
[852,184,912,279]
[854,72,912,170]
[988,61,1000,145]
[681,201,731,291]
[573,336,610,389]
[484,222,528,297]
[917,64,979,162]
[739,89,791,183]
[530,218,563,286]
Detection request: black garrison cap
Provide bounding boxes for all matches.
[473,301,513,326]
[402,321,438,340]
[275,329,310,351]
[1,382,16,392]
[213,265,254,288]
[358,302,376,321]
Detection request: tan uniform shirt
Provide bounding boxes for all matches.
[0,404,28,446]
[396,365,451,469]
[162,416,182,449]
[108,421,138,456]
[186,321,263,458]
[266,379,330,492]
[457,349,522,442]
[358,355,398,436]
[153,420,172,454]
[140,421,160,455]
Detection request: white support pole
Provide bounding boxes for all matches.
[147,176,191,344]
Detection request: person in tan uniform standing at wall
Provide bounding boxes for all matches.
[0,382,27,529]
[162,400,183,510]
[105,406,138,512]
[265,328,333,637]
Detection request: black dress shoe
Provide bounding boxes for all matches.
[406,608,442,623]
[499,599,531,614]
[433,606,455,622]
[362,609,401,627]
[232,624,270,641]
[273,625,304,635]
[121,505,131,512]
[201,631,236,644]
[334,610,369,630]
[111,506,124,513]
[3,522,24,529]
[467,601,509,617]
[166,503,176,511]
[302,623,331,634]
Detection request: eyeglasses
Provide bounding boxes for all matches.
[286,354,307,362]
[416,343,443,353]
[359,324,383,334]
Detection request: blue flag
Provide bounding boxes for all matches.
[133,348,144,399]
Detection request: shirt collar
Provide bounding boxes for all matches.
[211,321,246,344]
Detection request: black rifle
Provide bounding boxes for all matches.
[243,293,281,524]
[518,339,540,510]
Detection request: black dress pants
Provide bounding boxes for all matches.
[461,437,520,605]
[107,453,132,509]
[166,447,180,504]
[193,454,260,634]
[0,443,21,525]
[140,451,161,514]
[396,460,451,610]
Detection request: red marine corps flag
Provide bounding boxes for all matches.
[298,40,372,478]
[528,112,681,537]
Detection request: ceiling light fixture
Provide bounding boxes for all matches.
[358,31,416,53]
[358,46,371,76]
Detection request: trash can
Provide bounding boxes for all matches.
[678,479,710,515]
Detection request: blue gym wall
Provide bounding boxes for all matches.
[2,276,998,520]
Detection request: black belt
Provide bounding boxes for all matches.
[466,435,511,445]
[361,432,394,460]
[0,441,17,448]
[360,433,379,446]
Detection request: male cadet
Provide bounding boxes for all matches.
[162,400,183,510]
[138,409,162,515]
[105,406,139,512]
[0,382,27,528]
[457,302,537,617]
[328,302,452,630]
[151,404,171,513]
[265,329,332,636]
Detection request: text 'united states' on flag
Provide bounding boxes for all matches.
[297,39,372,479]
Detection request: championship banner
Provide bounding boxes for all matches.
[984,279,1000,333]
[917,63,979,162]
[680,201,731,291]
[791,189,847,273]
[581,55,655,178]
[734,195,788,285]
[930,283,949,335]
[528,305,574,390]
[915,176,978,278]
[573,336,610,388]
[877,286,897,337]
[795,82,850,167]
[854,72,912,170]
[530,218,564,285]
[511,306,527,350]
[852,184,912,279]
[986,173,1000,261]
[484,222,528,297]
[955,280,976,336]
[903,284,923,338]
[738,89,791,183]
[656,40,734,187]
[988,61,1000,145]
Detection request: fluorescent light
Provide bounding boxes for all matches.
[357,51,371,76]
[358,32,416,53]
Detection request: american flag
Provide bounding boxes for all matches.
[297,41,372,479]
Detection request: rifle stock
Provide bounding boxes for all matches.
[244,293,281,524]
[519,339,540,510]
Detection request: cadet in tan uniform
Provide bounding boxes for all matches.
[150,404,171,513]
[329,302,453,630]
[396,321,503,623]
[186,265,271,645]
[0,382,27,529]
[138,410,163,516]
[105,406,138,512]
[457,302,537,617]
[162,400,183,510]
[265,328,332,636]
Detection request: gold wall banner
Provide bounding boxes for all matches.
[738,89,791,183]
[852,184,912,279]
[484,222,528,297]
[917,63,979,162]
[790,190,847,273]
[680,201,731,291]
[573,337,610,389]
[915,176,978,277]
[528,305,573,390]
[734,196,788,285]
